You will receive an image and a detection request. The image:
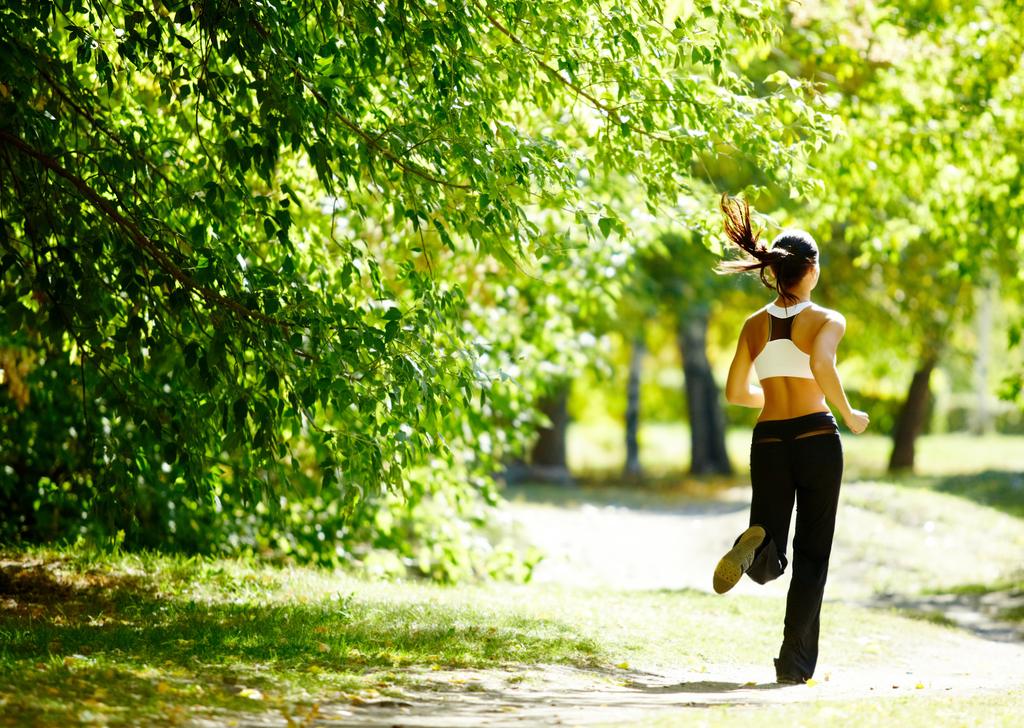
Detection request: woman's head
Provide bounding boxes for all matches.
[717,193,819,303]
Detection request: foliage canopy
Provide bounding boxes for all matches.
[0,0,830,564]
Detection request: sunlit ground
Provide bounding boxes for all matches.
[2,428,1023,725]
[3,539,1023,727]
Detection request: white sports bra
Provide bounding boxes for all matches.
[753,301,815,380]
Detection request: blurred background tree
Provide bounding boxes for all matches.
[636,230,733,475]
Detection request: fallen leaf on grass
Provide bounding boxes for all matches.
[282,703,322,727]
[239,688,264,700]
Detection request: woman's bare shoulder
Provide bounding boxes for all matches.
[744,305,771,323]
[740,307,770,333]
[738,308,769,353]
[806,303,846,326]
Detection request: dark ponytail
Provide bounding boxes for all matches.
[716,193,818,304]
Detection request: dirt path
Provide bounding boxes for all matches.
[510,482,1024,598]
[222,482,1024,727]
[510,481,1024,635]
[215,648,1024,726]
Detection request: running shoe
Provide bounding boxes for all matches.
[712,525,766,594]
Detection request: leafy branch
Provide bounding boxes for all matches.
[0,128,281,328]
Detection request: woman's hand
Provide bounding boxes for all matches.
[844,409,870,434]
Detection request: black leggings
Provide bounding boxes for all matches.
[744,412,843,680]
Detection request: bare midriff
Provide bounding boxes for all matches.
[757,378,829,422]
[748,306,831,422]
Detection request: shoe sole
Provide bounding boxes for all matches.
[713,525,766,594]
[776,675,806,685]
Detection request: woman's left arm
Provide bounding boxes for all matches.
[725,318,765,408]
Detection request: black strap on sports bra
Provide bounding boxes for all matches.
[767,315,793,342]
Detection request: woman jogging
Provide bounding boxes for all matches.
[713,193,869,685]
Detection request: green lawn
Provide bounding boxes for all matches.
[0,549,600,726]
[915,470,1024,519]
[568,422,1024,482]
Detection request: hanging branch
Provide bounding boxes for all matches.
[0,128,281,328]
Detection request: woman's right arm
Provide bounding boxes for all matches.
[810,313,869,433]
[725,317,765,409]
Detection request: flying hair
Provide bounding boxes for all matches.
[716,193,816,304]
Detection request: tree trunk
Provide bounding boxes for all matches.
[971,284,995,435]
[888,355,938,473]
[678,307,732,476]
[529,383,573,484]
[624,333,645,479]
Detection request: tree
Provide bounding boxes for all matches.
[767,0,1024,471]
[638,230,732,475]
[0,1,829,557]
[623,333,646,478]
[528,385,573,484]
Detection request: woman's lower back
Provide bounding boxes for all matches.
[757,378,830,421]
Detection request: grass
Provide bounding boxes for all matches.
[3,446,1023,726]
[920,470,1024,519]
[0,546,977,727]
[920,576,1024,626]
[0,549,600,726]
[634,691,1024,728]
[568,422,1024,482]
